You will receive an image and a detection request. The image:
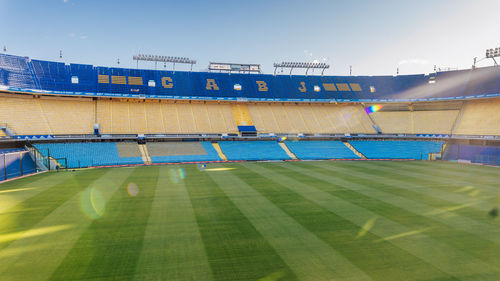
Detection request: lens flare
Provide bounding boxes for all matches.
[365,105,382,114]
[177,168,186,180]
[169,168,186,184]
[278,136,287,142]
[80,187,106,219]
[127,183,139,197]
[197,164,207,171]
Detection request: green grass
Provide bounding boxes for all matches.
[0,161,499,281]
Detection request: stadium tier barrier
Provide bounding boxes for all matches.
[285,141,360,160]
[218,141,291,161]
[349,140,444,160]
[443,144,500,166]
[0,149,36,181]
[34,142,143,168]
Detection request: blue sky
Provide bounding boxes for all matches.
[1,0,499,75]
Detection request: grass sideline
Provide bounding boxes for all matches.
[0,160,499,280]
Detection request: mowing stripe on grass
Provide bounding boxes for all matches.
[401,161,499,184]
[294,162,500,245]
[0,171,55,189]
[370,161,499,195]
[208,165,373,281]
[280,162,500,267]
[0,167,134,281]
[134,166,213,281]
[324,161,499,225]
[184,165,298,281]
[231,163,456,281]
[0,168,110,251]
[0,171,77,213]
[48,166,158,281]
[245,163,500,280]
[334,161,495,212]
[411,161,500,177]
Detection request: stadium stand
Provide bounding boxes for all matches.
[147,142,221,163]
[0,91,498,138]
[248,103,375,134]
[0,94,94,135]
[0,54,36,89]
[454,99,500,136]
[0,148,36,180]
[443,143,500,166]
[218,141,291,161]
[285,141,360,160]
[370,110,458,134]
[349,140,444,159]
[1,53,500,167]
[33,142,143,168]
[413,110,459,134]
[0,94,53,135]
[3,53,500,101]
[96,99,238,134]
[39,96,95,135]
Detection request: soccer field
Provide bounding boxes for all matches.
[0,160,499,281]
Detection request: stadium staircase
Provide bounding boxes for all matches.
[231,104,257,136]
[211,142,228,161]
[138,144,152,165]
[278,142,298,160]
[343,141,367,159]
[451,102,466,135]
[0,124,15,137]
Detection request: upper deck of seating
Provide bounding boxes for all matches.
[1,54,500,102]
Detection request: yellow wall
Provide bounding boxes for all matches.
[96,100,238,134]
[248,103,376,134]
[371,110,459,134]
[1,94,498,136]
[0,95,94,135]
[455,99,500,135]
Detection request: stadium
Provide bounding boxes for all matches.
[1,1,500,280]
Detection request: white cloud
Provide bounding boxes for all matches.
[63,0,69,3]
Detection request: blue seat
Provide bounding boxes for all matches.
[350,140,444,159]
[150,142,221,163]
[34,142,143,168]
[218,141,291,161]
[285,141,359,160]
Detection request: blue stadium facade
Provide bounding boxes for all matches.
[1,53,500,102]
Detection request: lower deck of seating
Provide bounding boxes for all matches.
[29,140,446,169]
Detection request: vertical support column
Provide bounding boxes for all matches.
[20,152,23,177]
[3,154,6,180]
